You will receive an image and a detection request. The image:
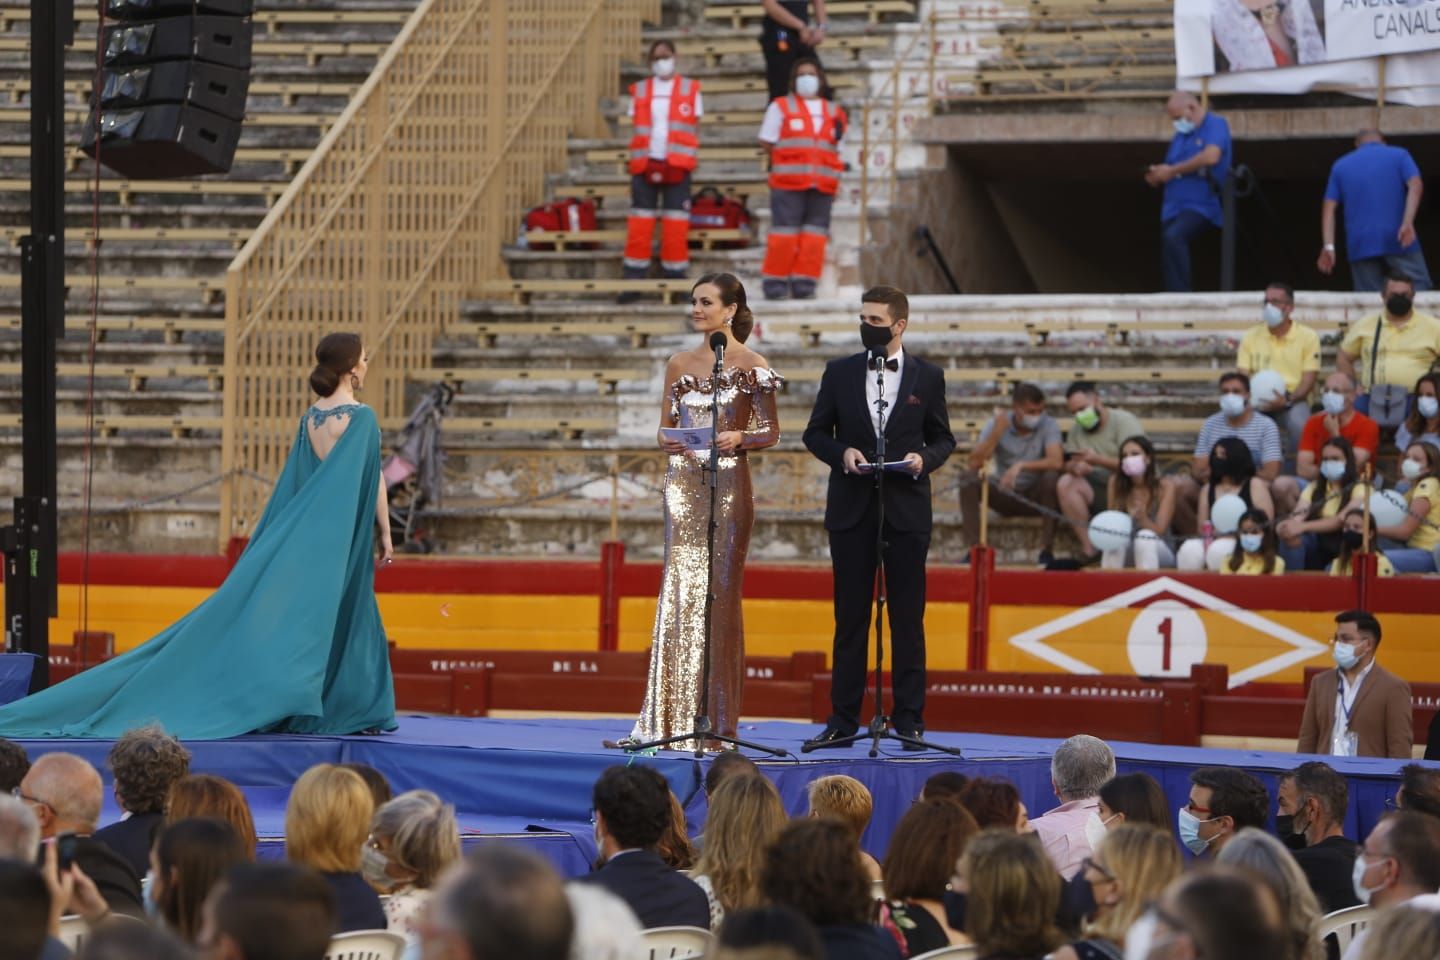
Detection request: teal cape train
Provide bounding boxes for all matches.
[0,404,397,739]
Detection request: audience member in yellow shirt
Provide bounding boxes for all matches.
[1328,508,1396,577]
[1337,275,1440,416]
[1377,441,1440,573]
[1237,282,1321,459]
[1276,436,1369,570]
[1221,509,1286,575]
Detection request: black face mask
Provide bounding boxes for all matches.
[1209,453,1237,481]
[943,889,967,931]
[1342,529,1366,551]
[1387,293,1414,317]
[860,322,894,351]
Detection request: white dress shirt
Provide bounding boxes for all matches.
[1332,660,1374,756]
[865,347,904,437]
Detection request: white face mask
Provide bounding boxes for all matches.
[1320,460,1347,482]
[651,57,675,79]
[1263,303,1286,328]
[1019,413,1043,431]
[1322,391,1347,416]
[1419,395,1440,420]
[795,73,821,98]
[1353,854,1387,905]
[1083,810,1108,853]
[1403,458,1425,481]
[1219,393,1248,418]
[1124,912,1180,960]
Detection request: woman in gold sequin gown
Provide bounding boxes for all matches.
[625,273,783,749]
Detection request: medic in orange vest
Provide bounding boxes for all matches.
[619,40,702,304]
[758,58,846,301]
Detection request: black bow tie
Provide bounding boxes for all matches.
[872,357,898,372]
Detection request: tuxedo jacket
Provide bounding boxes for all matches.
[73,835,145,918]
[1297,663,1412,759]
[93,811,163,881]
[576,850,710,930]
[802,352,955,532]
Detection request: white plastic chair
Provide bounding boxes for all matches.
[635,925,712,960]
[1317,904,1374,953]
[57,915,88,951]
[911,946,979,960]
[323,930,406,960]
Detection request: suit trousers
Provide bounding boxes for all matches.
[827,495,930,732]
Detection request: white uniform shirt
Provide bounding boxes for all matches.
[627,79,704,160]
[865,347,904,436]
[758,96,831,145]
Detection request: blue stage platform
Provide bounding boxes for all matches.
[15,716,1416,876]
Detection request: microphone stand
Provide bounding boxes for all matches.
[623,333,789,759]
[803,346,959,758]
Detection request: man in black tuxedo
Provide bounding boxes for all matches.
[94,725,191,880]
[802,285,955,748]
[576,765,709,929]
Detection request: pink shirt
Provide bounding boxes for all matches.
[1030,797,1099,879]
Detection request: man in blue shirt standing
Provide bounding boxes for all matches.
[1318,130,1431,292]
[1146,90,1232,293]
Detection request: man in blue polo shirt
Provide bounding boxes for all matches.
[1146,90,1232,293]
[1318,130,1431,292]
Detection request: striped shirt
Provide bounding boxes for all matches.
[1194,411,1283,466]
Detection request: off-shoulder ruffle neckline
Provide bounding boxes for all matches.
[670,366,785,397]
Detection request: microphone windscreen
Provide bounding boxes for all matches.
[709,332,727,350]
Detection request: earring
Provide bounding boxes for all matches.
[350,374,360,391]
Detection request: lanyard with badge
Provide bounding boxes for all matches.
[1333,672,1362,757]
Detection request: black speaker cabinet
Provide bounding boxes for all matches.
[98,60,249,121]
[106,0,254,19]
[101,15,253,70]
[81,102,242,179]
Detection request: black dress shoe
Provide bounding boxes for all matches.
[895,728,926,752]
[803,726,856,750]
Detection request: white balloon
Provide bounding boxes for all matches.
[1369,489,1409,528]
[1088,511,1133,554]
[1250,369,1287,407]
[1206,537,1236,572]
[1210,494,1248,535]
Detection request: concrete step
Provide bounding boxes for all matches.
[500,247,763,281]
[0,390,223,418]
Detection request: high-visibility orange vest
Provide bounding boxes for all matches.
[767,95,846,195]
[628,77,701,174]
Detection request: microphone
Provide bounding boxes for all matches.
[709,331,726,368]
[868,346,887,370]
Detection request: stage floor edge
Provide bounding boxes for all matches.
[16,716,1416,874]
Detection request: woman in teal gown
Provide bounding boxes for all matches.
[0,333,397,739]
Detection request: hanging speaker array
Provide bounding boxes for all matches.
[80,0,254,178]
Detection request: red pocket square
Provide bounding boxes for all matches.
[905,394,923,406]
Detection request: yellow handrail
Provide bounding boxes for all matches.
[219,0,659,547]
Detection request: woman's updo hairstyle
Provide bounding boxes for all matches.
[694,272,755,344]
[310,333,363,397]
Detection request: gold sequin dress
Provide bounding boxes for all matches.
[630,366,784,749]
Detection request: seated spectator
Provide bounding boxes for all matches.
[1298,610,1412,759]
[0,793,39,861]
[1030,734,1116,879]
[75,922,193,960]
[1282,761,1360,912]
[1100,436,1177,570]
[366,790,461,944]
[1357,894,1440,960]
[954,830,1063,958]
[199,862,337,960]
[0,858,57,960]
[1329,507,1397,577]
[1278,437,1370,570]
[166,774,257,861]
[1176,438,1275,571]
[1289,372,1380,485]
[1130,866,1288,960]
[1396,373,1440,454]
[919,771,969,804]
[94,725,191,881]
[882,799,979,955]
[419,846,573,960]
[284,764,385,933]
[714,905,825,960]
[1344,812,1440,959]
[1274,771,1310,853]
[153,817,249,945]
[1176,372,1286,531]
[336,763,392,809]
[1056,382,1148,560]
[1097,773,1169,832]
[1217,829,1326,960]
[1397,763,1440,818]
[960,382,1064,563]
[806,775,882,883]
[1237,282,1321,463]
[958,776,1030,832]
[18,753,143,917]
[1221,509,1286,575]
[577,765,709,930]
[705,751,761,797]
[1337,273,1440,419]
[657,789,695,871]
[0,737,29,793]
[1377,441,1440,572]
[693,773,788,928]
[760,818,901,960]
[1051,823,1181,960]
[564,884,641,960]
[1179,766,1268,857]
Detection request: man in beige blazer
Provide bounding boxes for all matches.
[1298,610,1413,759]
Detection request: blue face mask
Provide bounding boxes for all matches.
[1240,533,1264,554]
[1320,460,1347,482]
[1173,117,1196,135]
[1333,642,1360,670]
[143,871,161,919]
[1177,807,1217,856]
